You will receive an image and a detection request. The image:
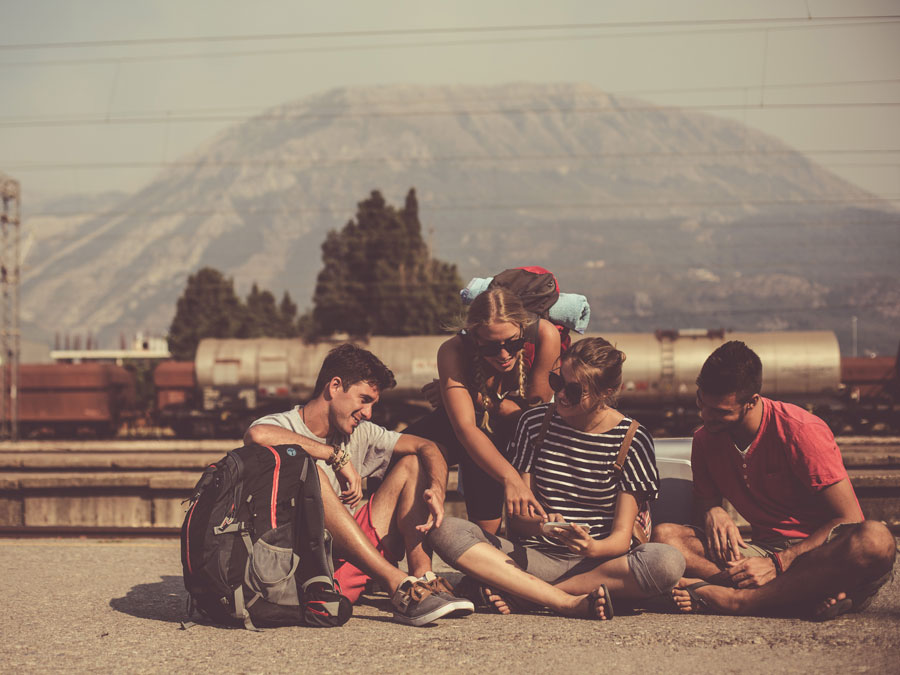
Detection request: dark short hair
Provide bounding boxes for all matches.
[696,341,762,402]
[312,343,397,397]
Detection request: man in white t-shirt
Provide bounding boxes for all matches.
[244,343,473,627]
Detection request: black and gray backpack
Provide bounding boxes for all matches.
[181,443,352,630]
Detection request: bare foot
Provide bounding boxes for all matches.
[481,586,512,614]
[672,577,744,614]
[814,591,847,615]
[812,591,853,621]
[561,585,611,620]
[587,585,611,620]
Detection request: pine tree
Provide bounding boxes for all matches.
[167,267,245,360]
[168,269,301,358]
[310,188,462,336]
[279,291,298,326]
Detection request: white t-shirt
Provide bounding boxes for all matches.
[249,406,401,501]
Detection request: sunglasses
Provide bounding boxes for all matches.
[549,371,584,402]
[475,336,526,358]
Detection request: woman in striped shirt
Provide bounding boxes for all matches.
[428,337,685,619]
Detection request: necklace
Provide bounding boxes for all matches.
[486,370,516,400]
[732,439,752,455]
[580,407,612,434]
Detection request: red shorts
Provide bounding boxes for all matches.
[333,496,401,604]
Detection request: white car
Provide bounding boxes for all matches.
[652,437,694,526]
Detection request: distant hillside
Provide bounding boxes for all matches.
[17,83,899,354]
[446,206,899,355]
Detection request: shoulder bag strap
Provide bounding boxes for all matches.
[612,419,650,546]
[613,419,640,474]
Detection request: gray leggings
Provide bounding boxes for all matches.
[429,516,685,597]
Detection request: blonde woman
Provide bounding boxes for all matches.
[405,287,560,534]
[427,337,685,619]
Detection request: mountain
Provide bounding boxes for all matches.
[16,83,899,355]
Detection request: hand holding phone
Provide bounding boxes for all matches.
[541,521,584,534]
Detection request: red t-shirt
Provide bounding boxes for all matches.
[691,398,862,540]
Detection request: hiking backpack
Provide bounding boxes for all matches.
[487,266,571,351]
[181,443,352,630]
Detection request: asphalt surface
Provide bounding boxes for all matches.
[2,538,899,674]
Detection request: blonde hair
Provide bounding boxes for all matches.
[464,288,535,434]
[562,337,626,409]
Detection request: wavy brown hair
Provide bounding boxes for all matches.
[561,337,626,409]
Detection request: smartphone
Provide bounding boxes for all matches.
[541,521,584,533]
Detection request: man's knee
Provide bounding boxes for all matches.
[388,453,422,484]
[369,455,426,536]
[847,520,897,571]
[651,522,693,547]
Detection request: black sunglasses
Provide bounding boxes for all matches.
[475,336,526,357]
[549,371,584,402]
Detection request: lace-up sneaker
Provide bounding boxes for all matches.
[391,577,458,626]
[418,571,475,616]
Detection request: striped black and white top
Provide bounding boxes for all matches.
[509,404,660,554]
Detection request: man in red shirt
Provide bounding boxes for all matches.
[652,341,895,619]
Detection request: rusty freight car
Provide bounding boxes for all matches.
[18,363,138,437]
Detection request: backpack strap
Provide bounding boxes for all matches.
[523,314,540,344]
[613,419,640,475]
[180,597,197,630]
[532,402,556,452]
[233,586,261,631]
[520,314,541,371]
[612,419,650,546]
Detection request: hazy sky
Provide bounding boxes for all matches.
[1,0,898,204]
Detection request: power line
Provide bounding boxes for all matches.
[593,300,900,322]
[25,219,898,234]
[25,196,900,220]
[5,149,900,172]
[2,18,898,68]
[2,15,897,51]
[3,77,897,126]
[614,78,900,98]
[26,220,897,255]
[2,100,898,130]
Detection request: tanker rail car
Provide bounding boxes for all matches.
[155,336,445,437]
[8,330,898,439]
[153,330,898,438]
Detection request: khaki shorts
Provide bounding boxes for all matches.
[693,522,856,558]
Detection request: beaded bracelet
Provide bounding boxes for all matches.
[333,448,351,471]
[325,445,342,466]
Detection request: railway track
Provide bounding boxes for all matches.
[1,438,899,536]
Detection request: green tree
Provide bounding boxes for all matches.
[167,267,245,360]
[239,284,299,338]
[311,188,463,336]
[279,291,298,326]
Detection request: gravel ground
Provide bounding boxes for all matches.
[2,538,898,674]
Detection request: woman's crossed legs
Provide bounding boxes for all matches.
[429,517,684,619]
